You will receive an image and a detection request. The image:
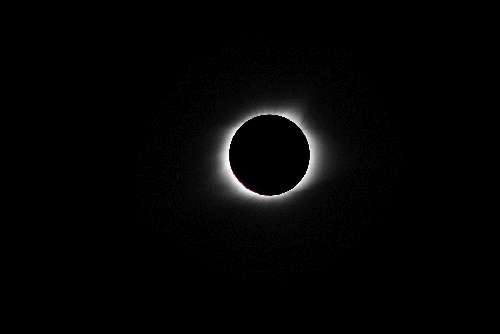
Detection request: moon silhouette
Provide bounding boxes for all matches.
[229,114,310,196]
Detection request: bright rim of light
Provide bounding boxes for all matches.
[217,106,327,204]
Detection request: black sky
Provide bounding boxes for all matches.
[129,33,410,286]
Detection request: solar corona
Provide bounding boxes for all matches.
[215,105,331,204]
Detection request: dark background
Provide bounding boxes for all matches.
[127,33,411,286]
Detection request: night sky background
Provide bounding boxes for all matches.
[128,33,411,286]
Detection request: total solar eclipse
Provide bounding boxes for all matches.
[229,114,310,196]
[132,34,408,286]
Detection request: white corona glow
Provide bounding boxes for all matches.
[216,105,331,204]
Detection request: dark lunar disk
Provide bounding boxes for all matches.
[229,115,310,196]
